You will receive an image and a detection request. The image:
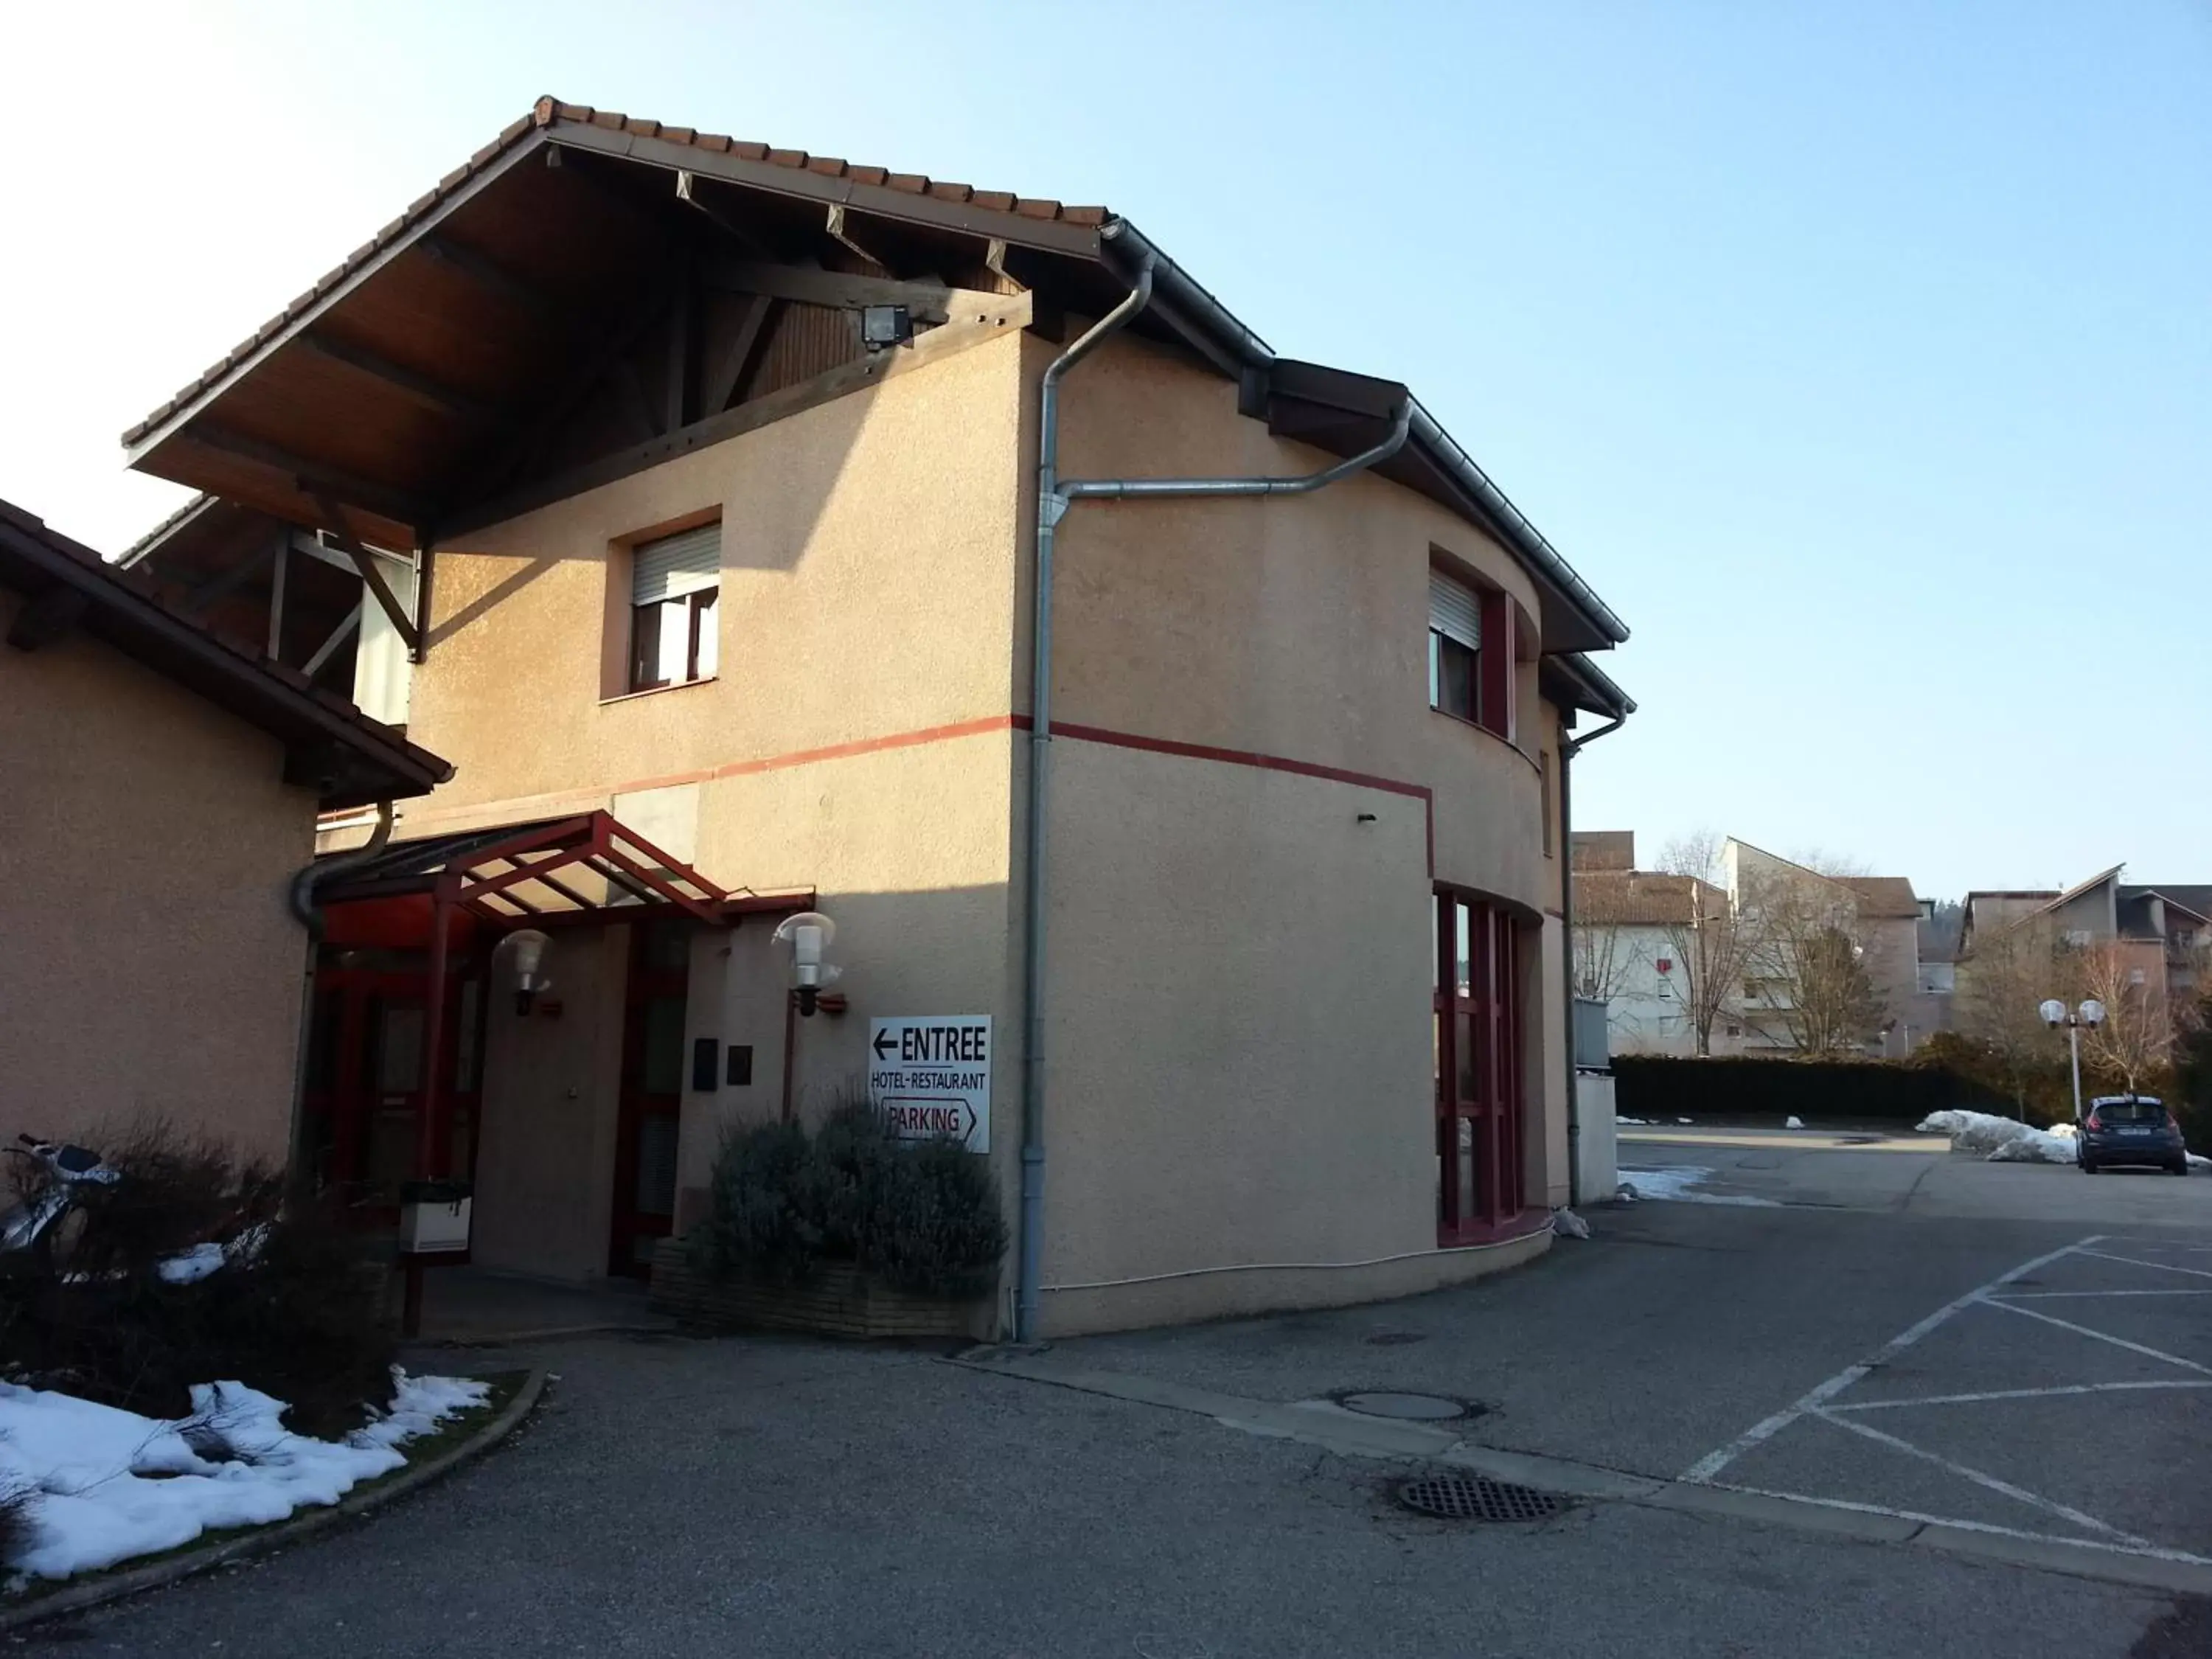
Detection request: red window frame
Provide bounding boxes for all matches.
[1433,888,1528,1242]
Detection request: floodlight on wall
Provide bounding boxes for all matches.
[503,928,552,1015]
[773,911,841,1017]
[860,305,913,352]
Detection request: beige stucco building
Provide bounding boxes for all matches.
[114,100,1635,1337]
[0,500,448,1165]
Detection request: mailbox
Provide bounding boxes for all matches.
[397,1178,473,1254]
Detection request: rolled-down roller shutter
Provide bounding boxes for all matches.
[1428,569,1481,649]
[632,522,721,606]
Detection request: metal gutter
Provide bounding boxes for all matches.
[1018,260,1417,1344]
[1099,220,1630,650]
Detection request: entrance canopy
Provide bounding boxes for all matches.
[319,810,810,927]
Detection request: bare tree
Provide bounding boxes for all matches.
[1571,874,1644,1003]
[1955,917,2062,1115]
[1655,831,1761,1057]
[2073,943,2175,1096]
[1743,860,1882,1055]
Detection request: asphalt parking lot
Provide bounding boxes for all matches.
[28,1130,2212,1658]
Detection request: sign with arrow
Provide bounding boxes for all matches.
[868,1015,991,1153]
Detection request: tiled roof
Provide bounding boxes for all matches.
[122,98,1107,451]
[1576,872,1722,928]
[0,497,451,801]
[1841,875,1921,919]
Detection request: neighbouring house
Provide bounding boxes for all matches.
[0,499,450,1164]
[109,98,1635,1337]
[1958,866,2211,1021]
[1572,832,1933,1057]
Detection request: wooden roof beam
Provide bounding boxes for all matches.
[702,257,1000,324]
[418,234,562,319]
[187,423,431,533]
[675,169,773,258]
[312,493,419,656]
[296,332,499,424]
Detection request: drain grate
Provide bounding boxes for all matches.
[1394,1472,1568,1523]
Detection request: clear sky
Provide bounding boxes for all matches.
[4,1,2205,898]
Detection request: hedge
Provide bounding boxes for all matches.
[1612,1054,2010,1124]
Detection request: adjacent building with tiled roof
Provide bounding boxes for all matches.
[0,495,451,1172]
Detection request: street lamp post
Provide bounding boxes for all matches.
[2039,998,2107,1124]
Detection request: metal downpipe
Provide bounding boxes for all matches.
[1018,263,1158,1343]
[1016,269,1416,1341]
[285,801,395,1180]
[1557,712,1627,1209]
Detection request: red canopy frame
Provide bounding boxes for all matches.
[314,810,813,1331]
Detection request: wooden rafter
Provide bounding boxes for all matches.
[703,257,998,324]
[313,493,419,655]
[187,423,431,531]
[419,234,559,319]
[296,332,496,423]
[703,293,777,416]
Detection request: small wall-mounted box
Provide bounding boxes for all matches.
[398,1180,473,1254]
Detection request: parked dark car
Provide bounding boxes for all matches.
[2076,1096,2189,1175]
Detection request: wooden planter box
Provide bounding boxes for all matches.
[647,1237,990,1341]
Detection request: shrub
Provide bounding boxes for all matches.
[692,1098,1007,1299]
[0,1484,33,1573]
[691,1120,822,1285]
[0,1124,392,1439]
[867,1135,1009,1299]
[1612,1053,2008,1124]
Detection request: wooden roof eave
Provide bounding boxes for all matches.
[119,123,560,491]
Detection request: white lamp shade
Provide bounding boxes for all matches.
[772,911,836,958]
[2078,998,2105,1026]
[2038,999,2066,1025]
[507,929,551,979]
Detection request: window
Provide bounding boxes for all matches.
[1427,569,1481,723]
[628,521,721,692]
[1427,568,1513,740]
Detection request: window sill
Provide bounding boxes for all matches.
[599,676,718,708]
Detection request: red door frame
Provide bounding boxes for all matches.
[301,956,487,1219]
[1433,888,1527,1242]
[608,922,690,1278]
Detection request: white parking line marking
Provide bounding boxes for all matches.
[1977,1297,2212,1375]
[1826,1380,2212,1412]
[1995,1289,2212,1299]
[1709,1483,2212,1567]
[1678,1236,2101,1484]
[1811,1408,2153,1545]
[2072,1248,2212,1281]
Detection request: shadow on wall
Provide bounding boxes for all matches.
[427,338,982,650]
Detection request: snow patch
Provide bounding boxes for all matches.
[1616,1166,1781,1207]
[2188,1152,2210,1173]
[155,1243,227,1285]
[1550,1208,1591,1239]
[0,1369,490,1582]
[1916,1109,2079,1164]
[1616,1117,1652,1126]
[1784,1116,1806,1130]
